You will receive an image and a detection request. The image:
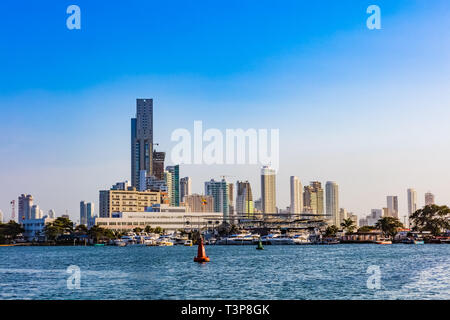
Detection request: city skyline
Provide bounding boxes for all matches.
[1,1,450,222]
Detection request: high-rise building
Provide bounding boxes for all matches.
[131,99,153,188]
[303,182,324,216]
[261,166,276,214]
[48,209,56,219]
[99,184,161,218]
[326,181,339,226]
[80,201,95,225]
[425,192,435,206]
[152,151,165,180]
[164,170,173,205]
[407,188,417,216]
[166,165,180,206]
[236,181,254,218]
[339,208,348,225]
[184,194,214,212]
[205,179,230,222]
[18,194,33,222]
[180,177,192,203]
[31,205,43,220]
[0,210,3,223]
[387,196,399,218]
[290,176,303,214]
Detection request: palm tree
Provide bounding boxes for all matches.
[340,218,356,234]
[324,225,339,237]
[375,217,404,239]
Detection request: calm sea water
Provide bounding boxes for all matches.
[0,244,449,300]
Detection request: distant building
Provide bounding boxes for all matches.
[18,194,33,221]
[261,166,276,214]
[0,210,3,223]
[48,209,56,219]
[290,176,303,214]
[360,209,382,227]
[407,188,417,216]
[166,165,180,206]
[326,181,339,226]
[303,182,324,216]
[80,201,94,226]
[184,194,214,212]
[387,196,399,218]
[31,205,43,220]
[131,98,154,188]
[425,192,435,206]
[180,177,192,203]
[339,208,348,225]
[152,151,165,180]
[236,181,254,218]
[22,216,55,241]
[99,182,160,218]
[91,204,222,233]
[205,179,230,222]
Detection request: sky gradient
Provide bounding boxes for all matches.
[1,1,449,222]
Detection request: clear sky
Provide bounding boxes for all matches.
[0,1,449,223]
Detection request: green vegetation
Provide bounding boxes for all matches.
[143,226,164,234]
[88,225,115,243]
[0,221,24,244]
[340,218,356,234]
[357,226,377,233]
[410,205,450,236]
[375,217,404,239]
[43,217,74,241]
[324,225,339,237]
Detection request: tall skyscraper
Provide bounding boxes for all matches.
[425,192,435,206]
[303,182,324,215]
[180,177,192,203]
[407,188,417,216]
[290,176,303,214]
[261,166,276,214]
[131,99,153,188]
[0,210,3,223]
[236,181,254,218]
[166,165,180,206]
[48,209,56,219]
[18,194,33,221]
[326,181,339,226]
[80,201,94,225]
[152,151,165,180]
[387,196,399,218]
[31,205,43,219]
[205,179,230,222]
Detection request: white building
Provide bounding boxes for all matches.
[387,196,399,218]
[326,181,339,226]
[261,166,276,214]
[425,192,435,206]
[22,216,55,241]
[290,176,303,214]
[360,209,383,227]
[90,204,222,232]
[0,210,3,223]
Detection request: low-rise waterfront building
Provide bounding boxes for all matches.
[22,216,55,241]
[90,204,222,232]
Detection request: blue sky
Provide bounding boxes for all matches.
[0,1,449,222]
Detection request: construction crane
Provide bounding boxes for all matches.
[10,200,15,222]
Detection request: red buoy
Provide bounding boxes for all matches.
[194,237,210,263]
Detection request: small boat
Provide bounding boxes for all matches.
[94,243,105,247]
[375,239,392,244]
[413,240,424,244]
[184,240,193,247]
[114,239,127,247]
